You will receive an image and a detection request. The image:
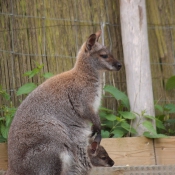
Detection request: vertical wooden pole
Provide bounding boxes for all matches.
[120,0,155,135]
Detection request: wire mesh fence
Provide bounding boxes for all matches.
[0,0,124,113]
[0,0,175,113]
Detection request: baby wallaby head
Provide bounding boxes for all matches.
[88,142,114,167]
[76,31,122,72]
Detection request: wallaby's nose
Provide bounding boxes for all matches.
[113,61,122,71]
[117,62,122,70]
[109,159,115,167]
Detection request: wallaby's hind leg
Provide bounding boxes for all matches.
[23,146,63,175]
[6,138,70,175]
[7,116,72,175]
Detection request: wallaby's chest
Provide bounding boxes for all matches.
[92,83,102,113]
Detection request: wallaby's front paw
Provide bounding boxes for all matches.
[91,131,96,137]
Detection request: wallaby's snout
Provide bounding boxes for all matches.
[107,157,115,167]
[99,53,122,72]
[112,59,122,71]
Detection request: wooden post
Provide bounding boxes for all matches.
[120,0,155,135]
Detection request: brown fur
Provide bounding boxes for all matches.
[6,31,121,175]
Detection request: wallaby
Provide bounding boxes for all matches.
[88,142,114,167]
[6,31,121,175]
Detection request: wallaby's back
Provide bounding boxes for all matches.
[6,31,121,175]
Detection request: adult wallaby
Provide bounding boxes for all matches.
[6,31,121,175]
[88,143,114,167]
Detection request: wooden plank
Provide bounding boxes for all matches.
[154,137,175,165]
[2,137,175,171]
[0,143,8,171]
[101,137,155,166]
[1,165,175,175]
[91,167,124,175]
[91,165,175,175]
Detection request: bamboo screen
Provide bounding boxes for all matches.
[146,0,175,107]
[0,0,175,111]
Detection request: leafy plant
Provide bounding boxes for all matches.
[100,85,137,138]
[17,63,53,96]
[100,85,169,139]
[0,85,10,100]
[23,63,44,78]
[142,113,168,138]
[1,70,174,142]
[0,87,16,142]
[154,75,175,136]
[0,63,54,142]
[154,103,175,136]
[165,75,175,90]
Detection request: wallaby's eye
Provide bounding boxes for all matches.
[101,156,106,160]
[100,54,108,59]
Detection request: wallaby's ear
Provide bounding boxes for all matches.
[86,34,96,51]
[86,31,101,51]
[91,141,98,154]
[95,30,101,42]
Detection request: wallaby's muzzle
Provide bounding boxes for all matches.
[108,158,115,167]
[113,61,122,71]
[107,60,122,71]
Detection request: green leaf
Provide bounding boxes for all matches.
[156,119,165,130]
[43,72,54,79]
[29,69,40,78]
[5,115,13,127]
[99,111,108,119]
[143,132,169,138]
[143,115,155,120]
[35,62,44,69]
[99,107,113,113]
[23,70,33,77]
[121,122,137,134]
[142,121,157,135]
[104,85,130,110]
[23,63,44,78]
[2,92,10,100]
[156,115,165,122]
[116,116,125,122]
[0,117,5,121]
[0,123,9,139]
[112,129,124,138]
[102,120,114,129]
[164,104,175,113]
[0,135,6,143]
[105,113,116,121]
[154,104,164,113]
[165,76,175,90]
[101,124,106,126]
[101,130,110,138]
[0,86,10,100]
[165,119,175,124]
[118,111,136,120]
[17,83,37,96]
